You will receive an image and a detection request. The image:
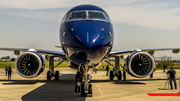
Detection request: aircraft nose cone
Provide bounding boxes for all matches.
[75,32,103,48]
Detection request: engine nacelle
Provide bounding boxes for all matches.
[126,51,155,78]
[15,51,45,78]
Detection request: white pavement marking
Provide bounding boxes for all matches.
[96,85,103,95]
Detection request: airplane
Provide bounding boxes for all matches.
[1,4,180,97]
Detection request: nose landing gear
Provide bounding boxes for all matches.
[79,65,93,97]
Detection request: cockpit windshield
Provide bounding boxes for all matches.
[67,11,108,22]
[67,11,86,21]
[88,11,107,21]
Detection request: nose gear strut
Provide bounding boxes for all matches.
[78,63,93,97]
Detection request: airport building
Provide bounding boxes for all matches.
[0,56,11,61]
[154,56,173,61]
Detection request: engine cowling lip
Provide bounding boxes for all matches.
[15,51,44,78]
[128,51,155,78]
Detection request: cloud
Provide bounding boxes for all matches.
[0,0,180,30]
[0,10,64,22]
[0,0,147,10]
[0,0,77,9]
[105,2,180,30]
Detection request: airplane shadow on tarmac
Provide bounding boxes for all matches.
[1,75,171,101]
[1,74,86,101]
[2,80,46,85]
[21,74,86,101]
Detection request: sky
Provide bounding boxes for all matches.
[0,0,180,59]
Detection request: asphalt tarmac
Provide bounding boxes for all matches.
[0,68,180,101]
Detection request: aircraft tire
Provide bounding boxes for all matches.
[118,71,122,80]
[55,71,59,80]
[88,84,93,97]
[81,84,86,97]
[109,71,114,80]
[47,71,51,80]
[123,71,126,81]
[89,84,92,94]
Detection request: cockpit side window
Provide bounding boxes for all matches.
[61,12,70,23]
[67,11,86,21]
[104,13,112,23]
[88,11,107,21]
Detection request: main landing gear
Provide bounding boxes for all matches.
[80,65,93,97]
[109,71,122,80]
[107,56,123,81]
[47,56,64,80]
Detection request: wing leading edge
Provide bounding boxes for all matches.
[1,47,180,60]
[0,47,66,60]
[109,47,180,57]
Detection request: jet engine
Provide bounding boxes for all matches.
[126,51,155,78]
[15,51,45,78]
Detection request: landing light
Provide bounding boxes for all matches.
[109,32,112,36]
[63,32,65,36]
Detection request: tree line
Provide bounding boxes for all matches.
[156,61,174,69]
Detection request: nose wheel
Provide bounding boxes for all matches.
[81,84,92,97]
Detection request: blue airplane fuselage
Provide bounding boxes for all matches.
[60,5,114,66]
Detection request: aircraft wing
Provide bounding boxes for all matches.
[108,47,180,57]
[0,47,66,60]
